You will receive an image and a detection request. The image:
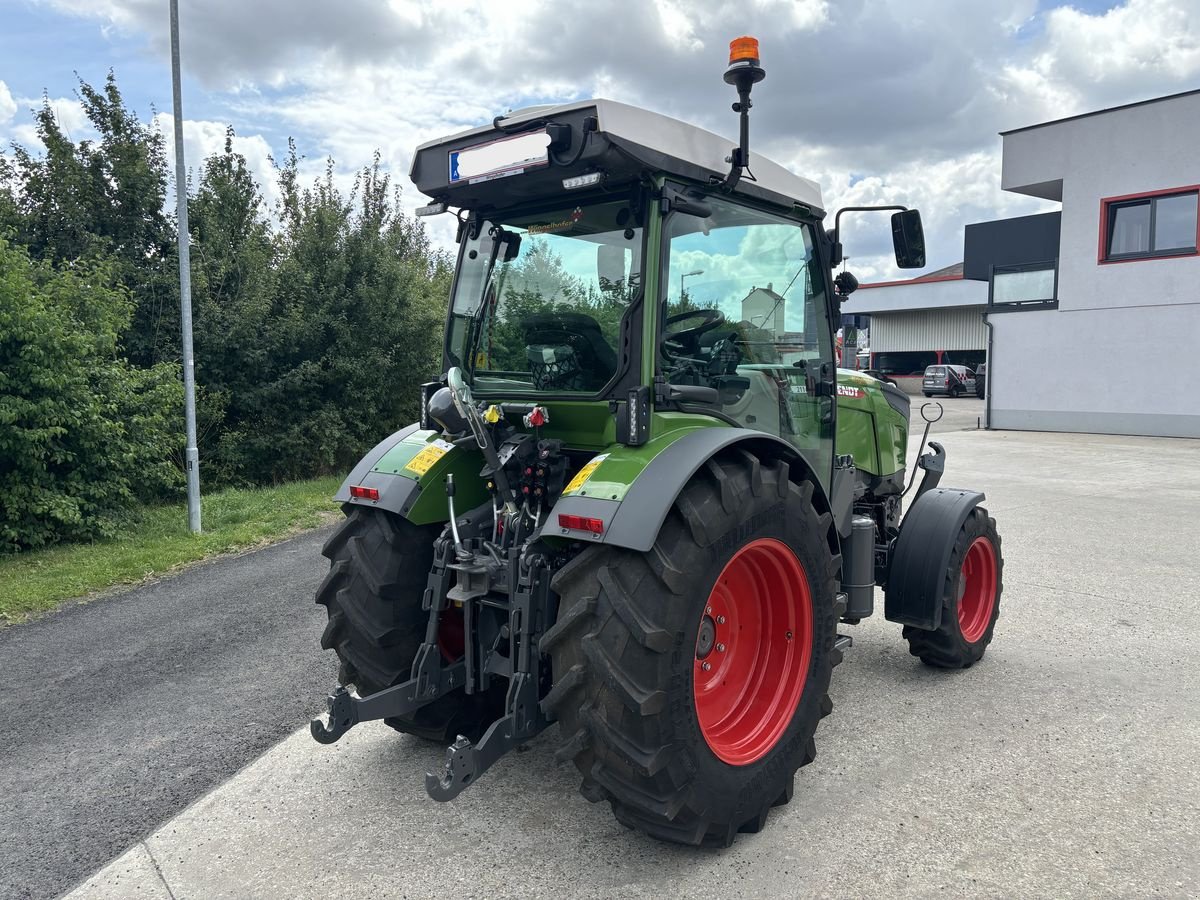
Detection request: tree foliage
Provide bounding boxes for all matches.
[0,74,452,550]
[203,145,451,483]
[3,73,179,366]
[0,238,182,551]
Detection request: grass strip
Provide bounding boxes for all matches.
[0,476,342,624]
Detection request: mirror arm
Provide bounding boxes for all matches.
[830,205,909,262]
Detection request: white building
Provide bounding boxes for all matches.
[840,263,989,394]
[741,284,786,334]
[968,89,1200,438]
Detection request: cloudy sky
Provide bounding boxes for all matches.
[2,0,1199,279]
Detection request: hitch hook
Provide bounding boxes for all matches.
[425,735,478,801]
[310,686,357,744]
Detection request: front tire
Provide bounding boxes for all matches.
[316,506,501,741]
[543,452,839,846]
[902,507,1002,668]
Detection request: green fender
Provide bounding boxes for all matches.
[338,417,833,546]
[551,428,833,552]
[334,423,489,525]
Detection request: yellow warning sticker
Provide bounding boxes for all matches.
[563,454,608,495]
[404,440,451,476]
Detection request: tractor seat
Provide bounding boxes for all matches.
[522,311,618,391]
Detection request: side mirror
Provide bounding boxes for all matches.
[446,366,473,417]
[834,271,859,296]
[891,209,926,269]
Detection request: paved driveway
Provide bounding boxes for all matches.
[0,530,337,900]
[65,428,1200,899]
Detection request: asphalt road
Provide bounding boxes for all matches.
[0,529,339,900]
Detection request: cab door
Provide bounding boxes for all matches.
[659,193,836,490]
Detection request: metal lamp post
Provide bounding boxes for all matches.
[680,269,704,302]
[169,0,201,533]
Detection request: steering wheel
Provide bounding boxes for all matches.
[662,309,726,356]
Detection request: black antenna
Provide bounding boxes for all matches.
[720,37,766,192]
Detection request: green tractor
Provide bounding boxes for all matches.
[311,38,1003,846]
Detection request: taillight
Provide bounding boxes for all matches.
[349,485,380,501]
[558,513,604,534]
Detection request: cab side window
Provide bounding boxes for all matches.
[661,195,835,470]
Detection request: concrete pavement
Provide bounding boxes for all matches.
[65,428,1200,898]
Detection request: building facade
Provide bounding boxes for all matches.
[967,90,1200,438]
[840,264,989,393]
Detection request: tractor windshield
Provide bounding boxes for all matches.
[446,197,642,394]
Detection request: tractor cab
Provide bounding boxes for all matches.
[412,96,844,485]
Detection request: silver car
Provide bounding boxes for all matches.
[922,364,976,398]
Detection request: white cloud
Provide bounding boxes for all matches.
[1043,0,1200,82]
[152,113,279,209]
[2,93,95,148]
[19,0,1200,278]
[0,81,16,126]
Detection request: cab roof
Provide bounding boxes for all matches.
[409,98,824,215]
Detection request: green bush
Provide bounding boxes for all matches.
[0,238,183,551]
[192,147,451,484]
[2,76,454,519]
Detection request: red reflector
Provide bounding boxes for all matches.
[350,485,380,501]
[558,513,604,534]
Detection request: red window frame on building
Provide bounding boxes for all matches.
[1097,185,1200,265]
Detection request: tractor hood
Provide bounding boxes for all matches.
[408,98,825,216]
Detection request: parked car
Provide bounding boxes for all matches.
[860,368,899,386]
[974,362,987,399]
[923,364,976,398]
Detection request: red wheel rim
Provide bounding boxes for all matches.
[693,538,813,766]
[958,537,998,643]
[437,606,465,661]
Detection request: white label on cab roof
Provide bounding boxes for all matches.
[449,131,551,185]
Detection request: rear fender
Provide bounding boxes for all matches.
[549,428,833,553]
[883,487,984,629]
[335,424,488,524]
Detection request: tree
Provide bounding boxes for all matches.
[0,237,182,551]
[4,74,178,365]
[187,127,275,482]
[215,152,452,483]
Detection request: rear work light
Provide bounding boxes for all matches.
[558,513,604,534]
[349,485,380,501]
[562,172,604,190]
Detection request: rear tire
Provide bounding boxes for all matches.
[544,452,839,847]
[902,507,1002,668]
[923,391,933,397]
[316,506,502,742]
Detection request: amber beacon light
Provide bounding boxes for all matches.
[727,35,760,66]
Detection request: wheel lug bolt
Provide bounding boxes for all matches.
[701,662,712,671]
[716,643,726,652]
[716,616,726,625]
[706,606,712,614]
[785,631,793,640]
